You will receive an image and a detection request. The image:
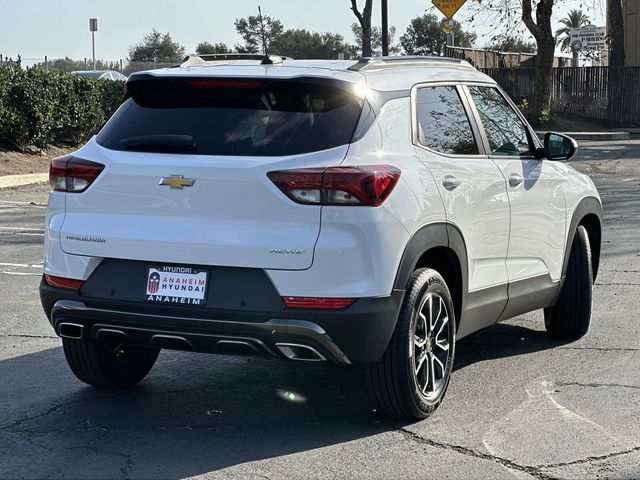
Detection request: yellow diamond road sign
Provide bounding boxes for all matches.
[432,0,467,19]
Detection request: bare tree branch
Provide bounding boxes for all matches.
[350,0,374,57]
[521,0,542,39]
[350,0,365,29]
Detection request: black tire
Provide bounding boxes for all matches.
[544,225,593,339]
[366,268,456,419]
[63,339,160,388]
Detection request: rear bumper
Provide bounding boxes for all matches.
[40,279,404,364]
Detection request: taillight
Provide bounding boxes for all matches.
[49,156,104,193]
[44,274,85,291]
[283,297,355,309]
[267,165,400,207]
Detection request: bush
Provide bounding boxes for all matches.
[518,97,552,127]
[0,64,125,150]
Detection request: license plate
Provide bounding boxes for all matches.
[145,266,208,306]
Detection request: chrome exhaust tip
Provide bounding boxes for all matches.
[58,322,85,340]
[276,343,326,362]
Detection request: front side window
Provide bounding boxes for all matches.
[468,86,531,156]
[415,86,479,155]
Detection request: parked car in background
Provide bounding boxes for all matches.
[71,70,127,81]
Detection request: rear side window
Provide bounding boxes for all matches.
[97,78,363,156]
[415,86,479,155]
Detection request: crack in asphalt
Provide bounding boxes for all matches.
[458,341,640,353]
[1,333,58,339]
[600,269,640,273]
[538,445,640,469]
[0,395,106,431]
[64,426,135,480]
[555,381,640,391]
[400,428,640,478]
[559,346,640,352]
[398,428,555,480]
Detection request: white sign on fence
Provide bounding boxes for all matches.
[570,25,606,51]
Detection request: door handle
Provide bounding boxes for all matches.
[442,175,461,191]
[509,174,524,188]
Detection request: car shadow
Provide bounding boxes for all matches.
[0,322,571,478]
[454,322,572,371]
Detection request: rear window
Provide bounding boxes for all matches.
[96,77,364,156]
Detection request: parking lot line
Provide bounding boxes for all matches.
[0,226,45,231]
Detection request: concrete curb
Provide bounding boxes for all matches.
[0,173,48,189]
[536,131,631,141]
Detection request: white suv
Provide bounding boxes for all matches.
[41,55,602,419]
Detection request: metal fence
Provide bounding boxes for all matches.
[0,55,176,75]
[482,66,640,126]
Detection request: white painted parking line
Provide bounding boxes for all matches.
[0,262,41,268]
[0,226,44,232]
[0,205,46,210]
[0,232,45,237]
[0,200,47,206]
[0,173,48,189]
[1,271,41,276]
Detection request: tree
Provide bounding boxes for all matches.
[234,14,283,54]
[351,24,400,56]
[128,30,186,63]
[487,36,536,53]
[520,0,556,126]
[608,0,625,67]
[400,14,476,56]
[466,0,562,125]
[555,9,590,66]
[196,42,231,55]
[350,0,374,57]
[272,30,349,59]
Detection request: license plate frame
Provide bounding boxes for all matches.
[145,265,208,306]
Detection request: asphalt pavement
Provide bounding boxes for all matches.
[1,141,639,479]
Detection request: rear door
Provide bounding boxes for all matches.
[59,76,364,270]
[412,83,511,336]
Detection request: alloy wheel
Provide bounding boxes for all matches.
[412,292,452,401]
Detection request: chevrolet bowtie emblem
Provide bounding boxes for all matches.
[159,175,196,189]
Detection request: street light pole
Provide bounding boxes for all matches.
[381,0,389,56]
[89,18,98,70]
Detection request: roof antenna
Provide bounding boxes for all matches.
[258,6,273,65]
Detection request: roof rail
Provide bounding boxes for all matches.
[348,56,473,71]
[179,53,290,68]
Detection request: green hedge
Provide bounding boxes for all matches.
[0,65,125,150]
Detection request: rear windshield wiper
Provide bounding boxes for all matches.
[121,135,197,152]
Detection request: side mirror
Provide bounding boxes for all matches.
[544,132,578,161]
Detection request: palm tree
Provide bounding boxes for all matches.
[556,9,591,67]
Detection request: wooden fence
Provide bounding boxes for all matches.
[481,67,640,126]
[446,46,567,69]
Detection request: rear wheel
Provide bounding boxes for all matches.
[366,268,456,419]
[544,225,593,339]
[63,339,159,388]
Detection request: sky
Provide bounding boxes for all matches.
[1,0,606,65]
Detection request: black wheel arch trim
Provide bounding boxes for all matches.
[393,222,469,323]
[562,196,603,283]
